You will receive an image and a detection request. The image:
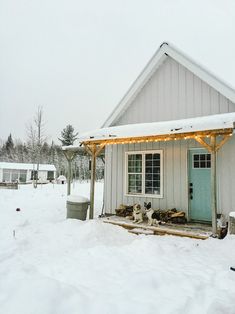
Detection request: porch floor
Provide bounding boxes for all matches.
[102,215,212,240]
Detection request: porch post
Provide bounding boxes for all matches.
[210,135,217,236]
[67,159,72,196]
[89,145,96,219]
[63,150,77,196]
[83,143,105,219]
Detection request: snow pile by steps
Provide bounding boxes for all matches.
[0,182,235,314]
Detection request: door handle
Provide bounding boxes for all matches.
[189,183,193,200]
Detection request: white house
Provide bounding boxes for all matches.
[0,162,56,184]
[64,42,235,235]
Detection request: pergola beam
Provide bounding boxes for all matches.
[80,128,233,146]
[194,137,212,152]
[215,135,231,152]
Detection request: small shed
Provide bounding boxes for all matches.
[57,175,67,184]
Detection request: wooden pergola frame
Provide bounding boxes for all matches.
[64,127,233,236]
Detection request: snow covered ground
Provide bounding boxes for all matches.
[0,182,235,314]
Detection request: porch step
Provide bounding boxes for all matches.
[103,217,211,240]
[128,228,154,235]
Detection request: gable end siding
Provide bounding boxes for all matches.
[113,57,235,126]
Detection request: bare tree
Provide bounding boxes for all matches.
[27,106,46,188]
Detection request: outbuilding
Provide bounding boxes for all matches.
[0,162,56,184]
[64,42,235,235]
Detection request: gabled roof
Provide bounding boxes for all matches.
[102,42,235,128]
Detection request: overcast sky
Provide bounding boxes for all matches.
[0,0,235,143]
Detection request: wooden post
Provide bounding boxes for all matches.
[210,135,217,236]
[89,145,96,219]
[67,159,72,196]
[63,150,77,196]
[83,143,105,219]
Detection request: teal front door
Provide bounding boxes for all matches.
[188,149,211,222]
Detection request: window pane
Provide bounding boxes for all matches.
[200,154,205,161]
[3,170,10,182]
[145,174,152,180]
[145,153,161,195]
[11,170,19,182]
[153,153,160,160]
[146,160,152,167]
[19,170,27,183]
[128,154,142,173]
[153,160,160,167]
[193,154,211,168]
[128,173,142,194]
[31,170,38,180]
[145,188,153,194]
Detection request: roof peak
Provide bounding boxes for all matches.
[103,42,235,128]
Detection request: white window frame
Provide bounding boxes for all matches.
[125,150,163,198]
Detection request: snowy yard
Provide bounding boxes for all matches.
[0,182,235,314]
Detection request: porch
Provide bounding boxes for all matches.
[63,112,235,237]
[102,215,212,240]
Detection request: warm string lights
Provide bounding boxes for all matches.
[82,131,233,147]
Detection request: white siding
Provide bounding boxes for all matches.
[104,56,235,218]
[105,140,194,215]
[113,57,235,126]
[105,138,235,217]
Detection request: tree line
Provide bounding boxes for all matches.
[0,108,104,182]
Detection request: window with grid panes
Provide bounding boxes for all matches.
[193,153,211,168]
[126,151,162,197]
[127,154,142,194]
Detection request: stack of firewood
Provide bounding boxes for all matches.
[115,204,133,217]
[157,208,187,224]
[115,204,187,224]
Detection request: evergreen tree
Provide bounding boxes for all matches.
[5,134,14,152]
[58,125,78,146]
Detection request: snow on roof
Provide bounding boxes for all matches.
[102,42,235,128]
[0,162,56,171]
[65,112,235,148]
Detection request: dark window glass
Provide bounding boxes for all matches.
[31,170,38,180]
[193,153,211,168]
[200,154,205,161]
[47,171,54,180]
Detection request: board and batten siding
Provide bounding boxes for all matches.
[104,137,235,218]
[112,57,235,126]
[105,140,194,215]
[104,55,235,217]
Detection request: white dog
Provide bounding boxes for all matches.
[133,203,144,223]
[144,202,161,226]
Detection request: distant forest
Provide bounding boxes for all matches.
[0,135,104,181]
